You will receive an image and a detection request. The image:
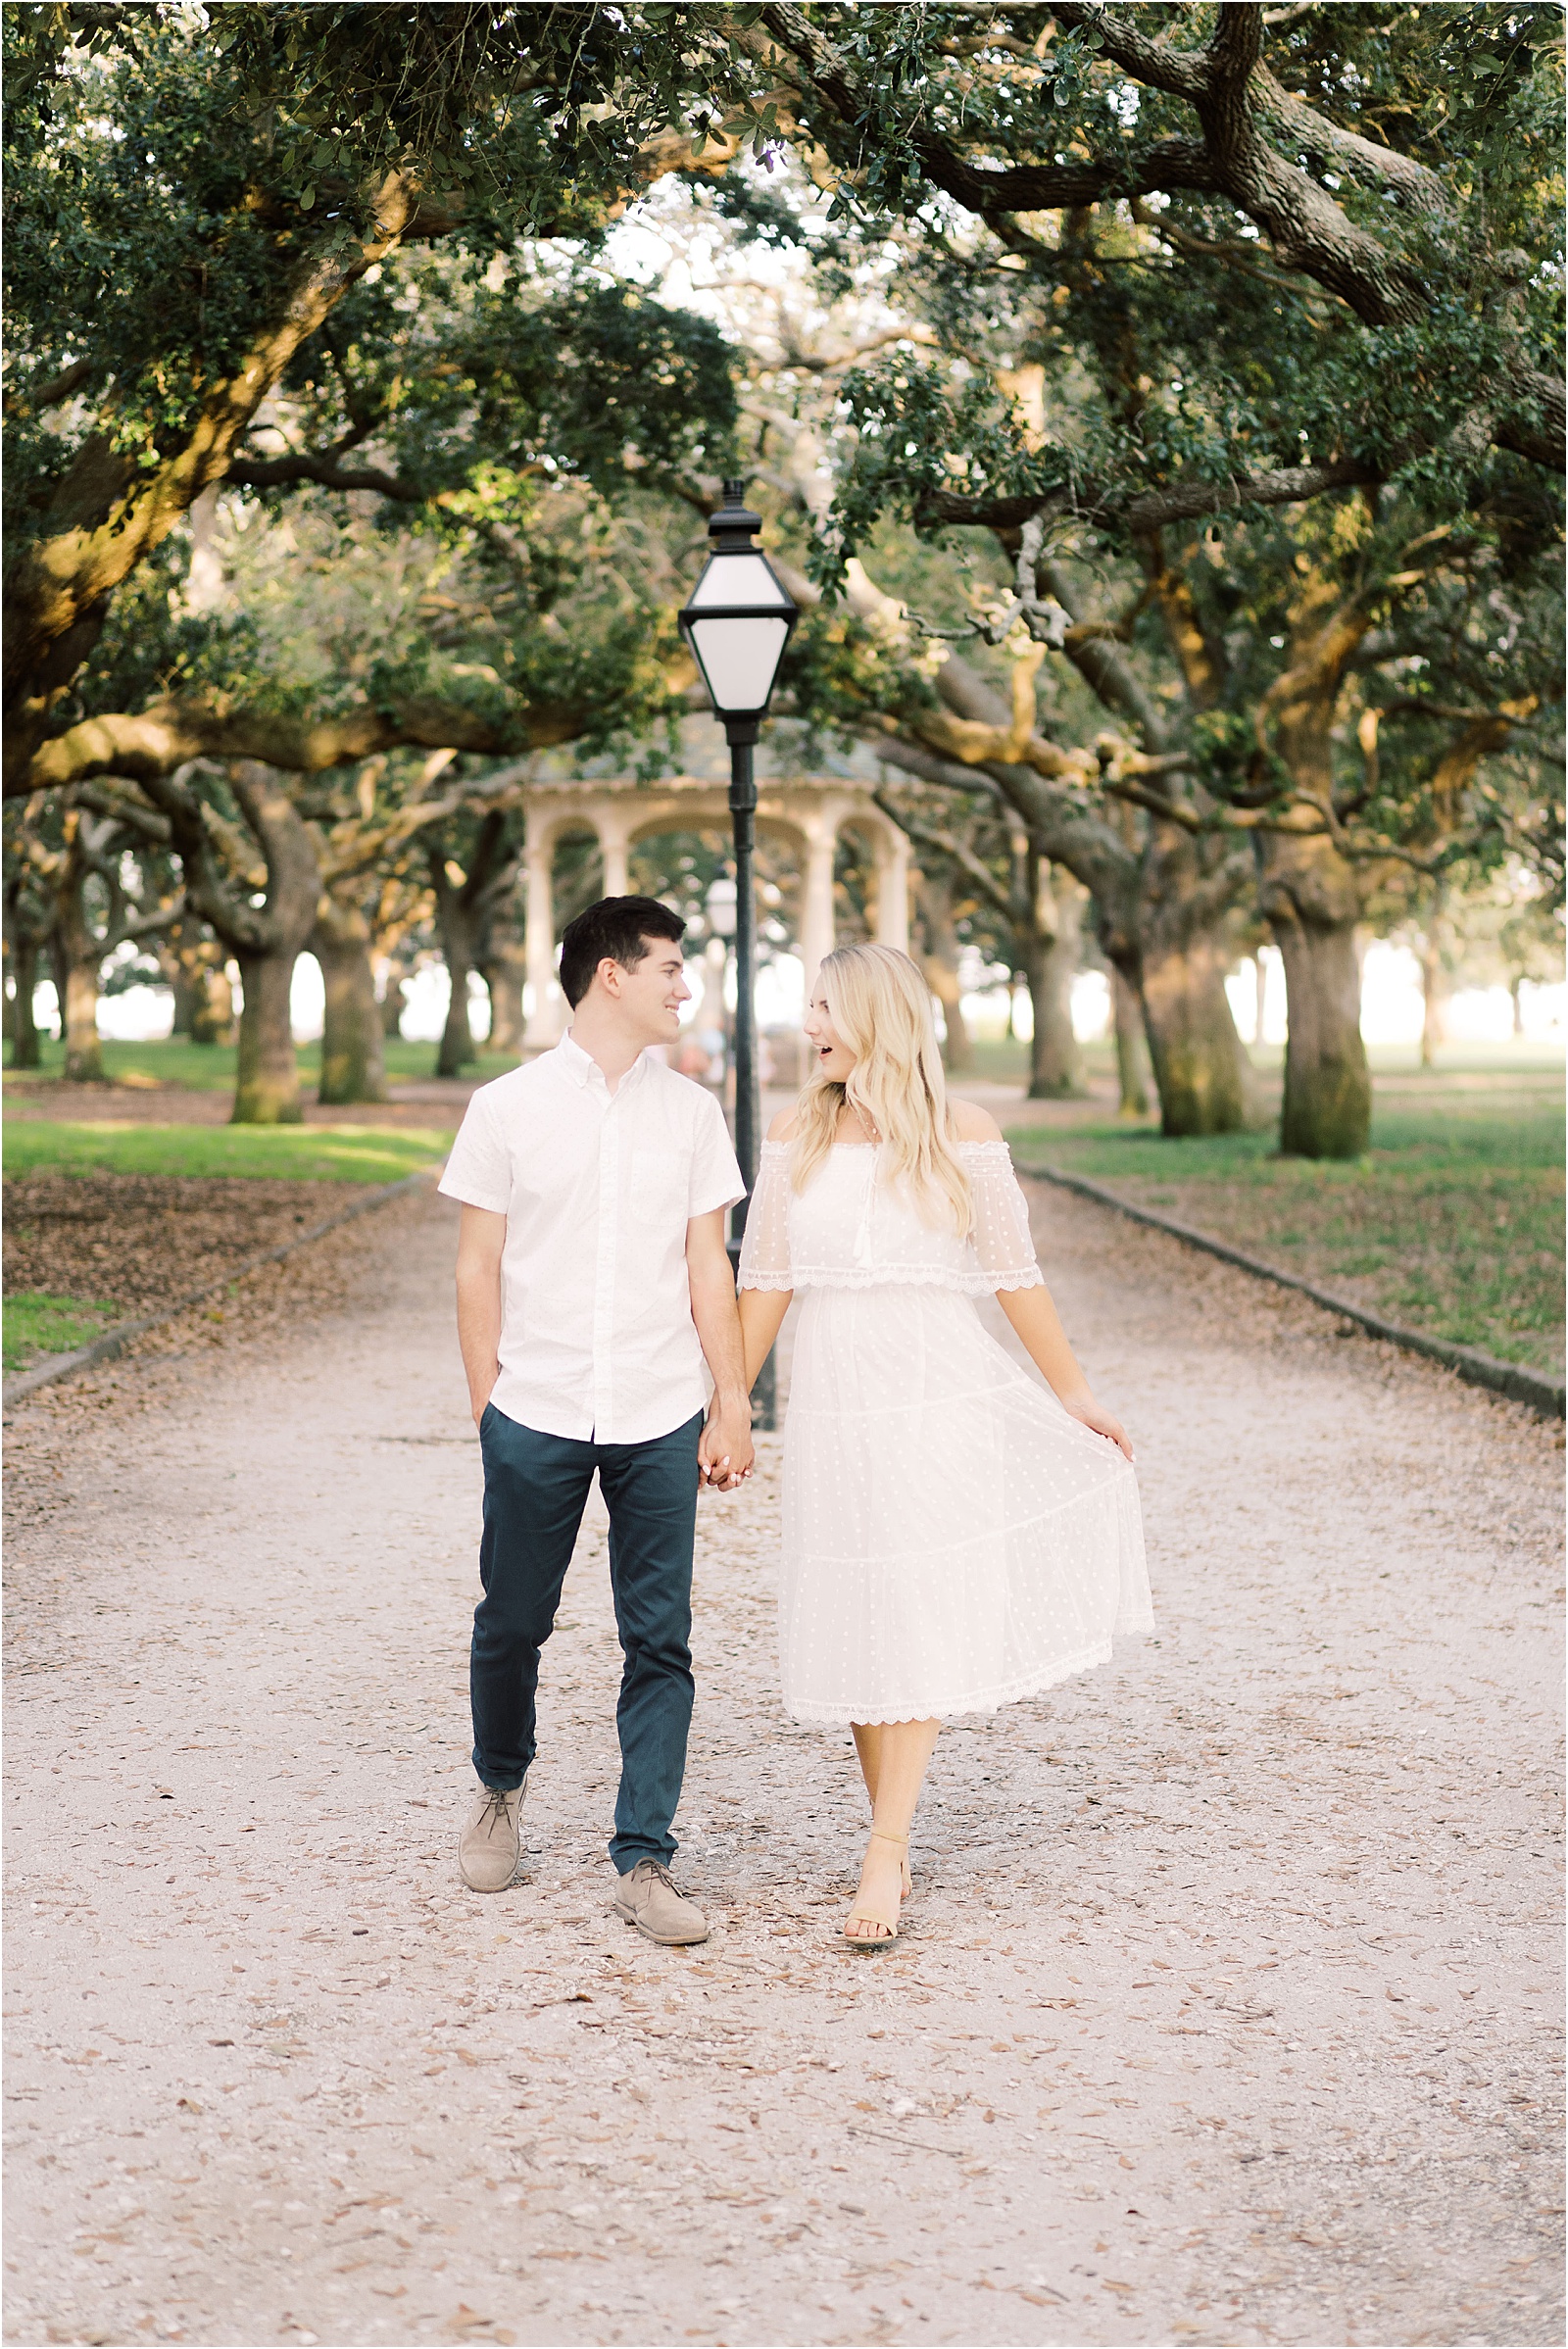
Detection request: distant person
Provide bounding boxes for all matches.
[440,897,754,1946]
[736,944,1152,1945]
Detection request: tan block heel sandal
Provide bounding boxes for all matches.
[843,1829,908,1947]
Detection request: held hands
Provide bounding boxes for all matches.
[699,1396,755,1492]
[1063,1393,1135,1463]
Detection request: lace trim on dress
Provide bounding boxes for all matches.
[781,1636,1131,1726]
[751,1127,1008,1146]
[785,1265,1043,1295]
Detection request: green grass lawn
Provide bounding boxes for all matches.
[2,1291,122,1374]
[3,1122,452,1184]
[1007,1077,1565,1376]
[3,1035,518,1094]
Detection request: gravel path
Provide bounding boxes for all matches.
[4,1181,1561,2349]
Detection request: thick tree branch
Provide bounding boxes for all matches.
[756,2,1215,211]
[130,767,272,955]
[918,456,1381,540]
[5,356,97,416]
[13,692,590,800]
[1251,64,1449,217]
[871,785,1017,920]
[72,780,173,842]
[4,168,432,740]
[756,1,1557,468]
[224,452,421,501]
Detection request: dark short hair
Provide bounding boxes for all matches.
[558,895,687,1008]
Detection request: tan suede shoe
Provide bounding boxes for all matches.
[612,1858,709,1945]
[458,1779,525,1891]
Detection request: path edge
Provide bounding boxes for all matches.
[3,1167,439,1409]
[1019,1162,1566,1420]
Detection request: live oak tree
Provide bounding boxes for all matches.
[725,2,1563,476]
[10,4,1557,1141]
[23,450,705,1118]
[424,800,526,1081]
[78,746,538,1121]
[719,3,1561,1152]
[3,0,771,794]
[160,915,237,1046]
[5,3,764,1109]
[634,162,1268,1133]
[749,439,1261,1134]
[2,812,55,1068]
[872,771,1092,1096]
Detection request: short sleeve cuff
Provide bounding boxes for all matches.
[437,1170,510,1214]
[689,1180,746,1220]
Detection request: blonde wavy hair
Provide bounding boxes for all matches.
[790,942,973,1236]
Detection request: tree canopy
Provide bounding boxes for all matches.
[4,3,1561,1146]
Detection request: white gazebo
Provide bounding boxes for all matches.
[518,761,909,1049]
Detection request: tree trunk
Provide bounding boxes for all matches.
[936,969,971,1069]
[47,932,68,1042]
[1257,831,1371,1159]
[1258,603,1374,1158]
[1135,823,1255,1136]
[170,961,197,1036]
[164,928,235,1044]
[915,869,972,1072]
[312,899,388,1106]
[426,851,485,1080]
[380,974,410,1039]
[232,948,305,1124]
[60,937,105,1082]
[479,940,528,1059]
[476,864,528,1060]
[51,821,106,1082]
[191,959,235,1046]
[1139,931,1253,1136]
[1111,967,1151,1117]
[1510,974,1525,1037]
[437,929,479,1077]
[216,766,323,1125]
[7,931,42,1068]
[1419,901,1448,1069]
[1024,858,1085,1099]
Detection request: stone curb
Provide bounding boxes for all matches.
[1018,1161,1566,1421]
[3,1167,439,1409]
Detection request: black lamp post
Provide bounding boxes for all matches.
[679,479,799,1430]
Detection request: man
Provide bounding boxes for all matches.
[439,896,754,1946]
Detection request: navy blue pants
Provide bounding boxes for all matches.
[471,1404,704,1874]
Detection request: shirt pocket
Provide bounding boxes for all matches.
[629,1147,689,1230]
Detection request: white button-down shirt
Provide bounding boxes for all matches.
[438,1032,745,1444]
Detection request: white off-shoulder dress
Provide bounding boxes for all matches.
[738,1139,1152,1725]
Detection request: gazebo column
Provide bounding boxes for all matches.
[798,814,838,988]
[522,811,564,1048]
[874,825,910,953]
[596,807,631,900]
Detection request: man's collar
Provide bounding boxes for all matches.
[556,1030,648,1092]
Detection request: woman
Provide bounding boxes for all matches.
[737,944,1152,1946]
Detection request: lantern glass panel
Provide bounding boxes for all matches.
[687,552,792,612]
[686,614,791,715]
